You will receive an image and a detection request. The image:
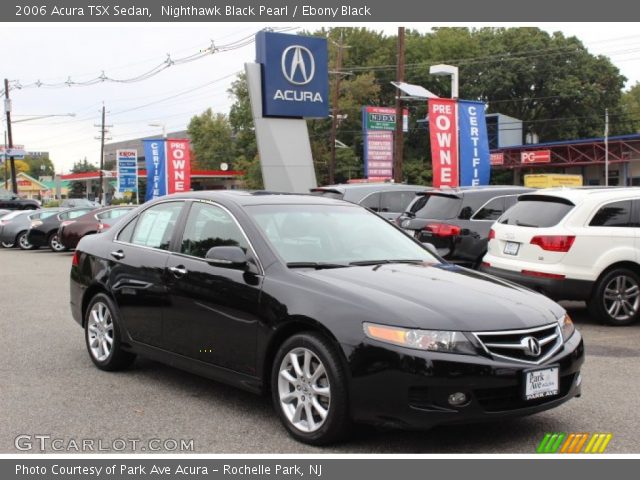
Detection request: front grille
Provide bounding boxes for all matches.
[475,373,575,412]
[473,323,563,364]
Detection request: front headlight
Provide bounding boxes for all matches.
[363,322,477,355]
[559,313,575,341]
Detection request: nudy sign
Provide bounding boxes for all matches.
[256,31,329,118]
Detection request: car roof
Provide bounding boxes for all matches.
[154,190,356,207]
[420,185,532,197]
[519,187,640,204]
[312,183,427,193]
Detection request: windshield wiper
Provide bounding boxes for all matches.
[286,262,348,270]
[349,259,424,266]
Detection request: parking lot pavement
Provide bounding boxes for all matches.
[1,248,639,453]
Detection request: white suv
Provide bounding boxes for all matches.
[481,187,640,326]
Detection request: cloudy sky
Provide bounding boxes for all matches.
[1,22,639,173]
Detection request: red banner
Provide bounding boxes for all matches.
[521,150,551,164]
[490,152,504,165]
[428,98,459,188]
[166,139,191,194]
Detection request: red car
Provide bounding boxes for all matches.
[58,206,135,249]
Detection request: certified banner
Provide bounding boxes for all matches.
[143,139,167,201]
[166,139,191,194]
[428,98,459,188]
[458,100,491,186]
[116,149,138,193]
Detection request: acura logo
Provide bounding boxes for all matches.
[521,336,542,357]
[281,45,315,85]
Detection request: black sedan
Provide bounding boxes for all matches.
[70,191,583,445]
[28,207,95,251]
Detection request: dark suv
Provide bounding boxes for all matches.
[397,186,532,268]
[0,191,40,210]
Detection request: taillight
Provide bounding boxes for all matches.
[97,222,110,232]
[72,250,80,267]
[481,261,491,268]
[424,223,461,237]
[488,228,495,240]
[61,220,75,227]
[530,235,575,252]
[521,269,565,280]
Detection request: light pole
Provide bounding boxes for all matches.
[149,123,167,138]
[429,64,459,99]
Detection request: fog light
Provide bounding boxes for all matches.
[448,392,468,406]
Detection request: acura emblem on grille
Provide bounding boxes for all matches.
[522,336,542,357]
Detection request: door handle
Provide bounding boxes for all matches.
[110,250,125,260]
[168,265,187,277]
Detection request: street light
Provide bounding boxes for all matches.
[148,123,167,138]
[430,64,459,99]
[13,113,76,123]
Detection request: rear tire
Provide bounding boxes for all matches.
[17,231,36,250]
[49,232,67,252]
[271,332,350,445]
[84,293,136,371]
[588,267,640,326]
[1,241,14,248]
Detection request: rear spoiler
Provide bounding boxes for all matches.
[415,190,461,199]
[310,188,344,195]
[518,194,575,206]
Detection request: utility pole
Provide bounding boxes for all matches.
[4,78,17,194]
[604,108,609,187]
[329,31,347,185]
[3,130,8,191]
[393,27,406,184]
[95,105,112,204]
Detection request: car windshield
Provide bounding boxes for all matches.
[247,204,438,266]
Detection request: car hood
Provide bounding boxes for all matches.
[298,263,564,331]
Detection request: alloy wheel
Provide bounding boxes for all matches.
[18,233,32,250]
[87,302,114,362]
[277,347,331,433]
[603,274,640,322]
[1,241,14,248]
[50,234,65,251]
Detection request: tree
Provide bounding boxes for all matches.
[621,82,640,133]
[187,108,235,169]
[22,155,55,178]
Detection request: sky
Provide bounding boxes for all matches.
[1,22,640,173]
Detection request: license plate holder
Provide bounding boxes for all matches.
[504,241,520,256]
[524,366,559,401]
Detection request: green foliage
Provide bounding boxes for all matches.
[187,108,235,169]
[621,82,640,133]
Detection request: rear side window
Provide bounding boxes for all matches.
[472,197,505,221]
[589,200,632,227]
[410,194,462,220]
[380,191,417,213]
[360,192,382,212]
[499,197,574,228]
[130,202,184,250]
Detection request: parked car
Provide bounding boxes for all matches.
[59,206,136,250]
[482,187,640,326]
[0,208,62,249]
[0,209,10,217]
[27,207,95,251]
[0,191,40,210]
[70,191,583,445]
[396,186,533,268]
[310,183,426,220]
[61,198,101,208]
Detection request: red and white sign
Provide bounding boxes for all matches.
[428,98,459,188]
[490,152,504,165]
[521,150,551,164]
[166,139,192,194]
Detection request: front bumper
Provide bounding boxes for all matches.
[479,264,592,301]
[344,330,584,430]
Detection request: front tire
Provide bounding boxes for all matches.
[588,268,640,326]
[85,293,136,371]
[271,332,350,445]
[17,231,37,250]
[49,232,67,252]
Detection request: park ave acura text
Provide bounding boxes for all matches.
[69,191,584,444]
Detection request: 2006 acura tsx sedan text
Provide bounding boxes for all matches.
[70,191,584,445]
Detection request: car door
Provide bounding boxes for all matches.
[109,200,186,348]
[163,200,262,376]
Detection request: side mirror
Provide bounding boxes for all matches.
[205,246,248,269]
[422,242,439,257]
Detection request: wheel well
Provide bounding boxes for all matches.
[594,261,640,291]
[81,284,111,327]
[261,319,345,393]
[15,230,27,243]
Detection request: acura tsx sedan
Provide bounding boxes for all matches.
[70,191,584,445]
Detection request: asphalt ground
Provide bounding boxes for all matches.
[1,247,639,453]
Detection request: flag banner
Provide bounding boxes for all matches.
[458,100,491,186]
[428,98,459,188]
[116,149,138,193]
[166,139,192,194]
[143,139,167,201]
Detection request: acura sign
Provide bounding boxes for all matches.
[256,31,329,118]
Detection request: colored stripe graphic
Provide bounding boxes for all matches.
[538,433,613,453]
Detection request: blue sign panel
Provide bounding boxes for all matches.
[143,139,167,201]
[256,31,329,118]
[117,149,138,193]
[458,100,491,186]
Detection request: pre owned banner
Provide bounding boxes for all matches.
[428,98,459,188]
[166,139,191,194]
[458,100,490,186]
[143,139,167,201]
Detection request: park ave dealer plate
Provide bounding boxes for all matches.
[524,366,559,400]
